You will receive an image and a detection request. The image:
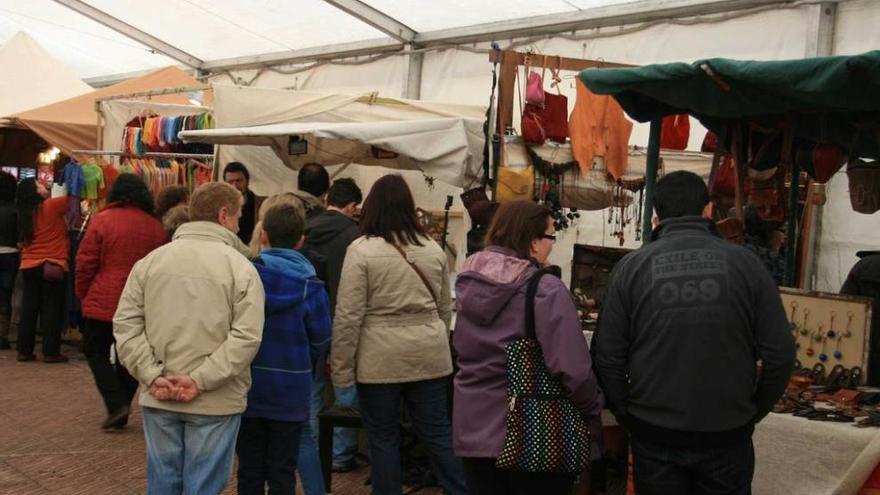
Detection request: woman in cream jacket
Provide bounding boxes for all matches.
[331,174,466,495]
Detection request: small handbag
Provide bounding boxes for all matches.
[41,262,65,282]
[496,268,591,473]
[660,114,690,150]
[847,158,880,214]
[496,166,535,203]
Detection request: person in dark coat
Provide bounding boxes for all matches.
[75,174,168,429]
[842,251,880,385]
[593,171,795,495]
[300,178,363,476]
[224,161,260,245]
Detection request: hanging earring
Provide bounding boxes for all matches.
[818,333,828,362]
[800,309,810,336]
[844,311,854,338]
[834,336,843,360]
[789,301,799,333]
[826,311,837,339]
[814,323,825,343]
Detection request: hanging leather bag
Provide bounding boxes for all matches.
[847,158,880,214]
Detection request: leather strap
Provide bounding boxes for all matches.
[390,243,439,307]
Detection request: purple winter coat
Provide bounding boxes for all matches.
[452,246,604,458]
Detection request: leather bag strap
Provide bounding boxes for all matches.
[391,243,439,307]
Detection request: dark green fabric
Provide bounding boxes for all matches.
[579,51,880,157]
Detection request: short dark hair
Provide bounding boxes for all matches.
[653,171,709,220]
[326,178,362,208]
[360,174,426,246]
[107,174,155,214]
[262,203,304,249]
[0,172,16,203]
[223,162,249,181]
[485,200,551,259]
[155,184,189,219]
[298,163,329,197]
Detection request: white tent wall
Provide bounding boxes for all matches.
[204,2,871,285]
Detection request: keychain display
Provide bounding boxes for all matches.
[780,289,872,377]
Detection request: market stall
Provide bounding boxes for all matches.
[578,50,880,495]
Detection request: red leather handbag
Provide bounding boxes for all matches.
[543,92,569,144]
[521,102,546,145]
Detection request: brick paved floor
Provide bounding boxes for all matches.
[0,343,443,495]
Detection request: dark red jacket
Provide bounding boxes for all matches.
[76,204,168,322]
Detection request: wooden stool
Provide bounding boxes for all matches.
[318,407,364,491]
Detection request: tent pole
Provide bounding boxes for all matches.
[642,119,662,246]
[784,162,801,287]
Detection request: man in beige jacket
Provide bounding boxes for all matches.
[114,182,265,495]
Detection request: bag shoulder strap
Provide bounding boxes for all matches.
[524,267,557,340]
[390,242,439,307]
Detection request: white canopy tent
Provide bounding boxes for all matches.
[0,32,91,121]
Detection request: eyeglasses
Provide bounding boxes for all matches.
[541,234,556,242]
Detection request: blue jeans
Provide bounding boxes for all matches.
[631,435,754,495]
[298,419,326,495]
[358,378,467,495]
[142,407,241,495]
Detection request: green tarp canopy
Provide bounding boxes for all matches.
[579,51,880,158]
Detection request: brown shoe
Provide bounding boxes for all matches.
[40,354,69,363]
[17,353,36,362]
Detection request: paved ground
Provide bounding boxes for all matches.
[0,342,442,495]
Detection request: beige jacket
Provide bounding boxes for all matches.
[331,235,453,387]
[113,221,265,416]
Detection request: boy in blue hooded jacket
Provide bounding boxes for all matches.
[236,202,332,495]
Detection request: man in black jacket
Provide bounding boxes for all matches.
[593,171,795,495]
[301,177,362,473]
[841,251,880,385]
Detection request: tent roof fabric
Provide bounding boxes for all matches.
[579,50,880,156]
[14,66,204,155]
[0,32,92,119]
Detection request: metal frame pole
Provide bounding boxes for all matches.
[784,161,801,286]
[642,118,662,246]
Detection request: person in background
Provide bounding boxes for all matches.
[841,250,880,385]
[300,178,363,481]
[237,203,331,495]
[155,185,189,222]
[452,199,604,494]
[593,171,795,495]
[224,161,261,245]
[162,204,190,239]
[331,174,466,495]
[742,205,785,285]
[76,174,168,431]
[114,182,265,495]
[293,163,328,221]
[0,172,18,350]
[15,177,75,363]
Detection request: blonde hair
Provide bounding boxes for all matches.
[162,204,190,238]
[248,193,306,257]
[189,182,242,223]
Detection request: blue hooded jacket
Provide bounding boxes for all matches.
[245,248,332,422]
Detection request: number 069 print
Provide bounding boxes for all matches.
[651,249,729,309]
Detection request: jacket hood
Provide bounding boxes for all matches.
[456,247,534,326]
[306,210,358,246]
[255,248,323,313]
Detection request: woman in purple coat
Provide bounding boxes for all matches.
[452,199,604,494]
